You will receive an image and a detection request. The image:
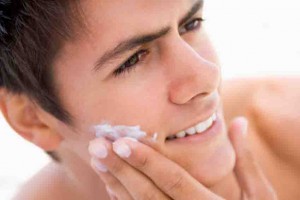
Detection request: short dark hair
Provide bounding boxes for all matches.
[0,0,83,125]
[0,1,83,161]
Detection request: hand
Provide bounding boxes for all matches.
[88,117,277,200]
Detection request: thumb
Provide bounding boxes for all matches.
[228,117,248,158]
[228,117,277,199]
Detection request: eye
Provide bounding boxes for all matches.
[179,17,205,35]
[113,49,149,77]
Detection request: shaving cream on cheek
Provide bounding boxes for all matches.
[93,123,154,141]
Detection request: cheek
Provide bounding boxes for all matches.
[53,120,94,165]
[75,76,168,134]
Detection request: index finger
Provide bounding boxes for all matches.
[112,137,224,200]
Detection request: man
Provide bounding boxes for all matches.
[0,0,299,199]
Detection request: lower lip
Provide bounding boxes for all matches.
[166,114,224,144]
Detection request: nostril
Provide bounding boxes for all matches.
[170,91,209,105]
[190,92,209,102]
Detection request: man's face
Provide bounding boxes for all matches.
[52,0,235,187]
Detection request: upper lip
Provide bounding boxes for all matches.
[166,99,219,139]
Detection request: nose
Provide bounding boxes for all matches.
[166,37,220,105]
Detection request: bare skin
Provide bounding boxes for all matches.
[11,76,300,200]
[0,0,298,199]
[222,76,300,200]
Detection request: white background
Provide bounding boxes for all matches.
[1,0,300,199]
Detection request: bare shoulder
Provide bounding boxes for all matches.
[12,162,81,200]
[222,76,300,166]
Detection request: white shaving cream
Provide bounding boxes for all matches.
[94,123,147,141]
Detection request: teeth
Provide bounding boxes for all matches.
[205,117,213,129]
[195,122,208,133]
[176,131,186,138]
[185,127,196,135]
[212,113,217,121]
[167,112,217,141]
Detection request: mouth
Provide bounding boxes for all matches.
[166,111,218,141]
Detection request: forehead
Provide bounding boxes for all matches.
[78,0,197,44]
[82,0,194,22]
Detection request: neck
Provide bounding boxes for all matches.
[58,148,111,200]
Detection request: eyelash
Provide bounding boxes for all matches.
[113,17,205,77]
[113,49,149,77]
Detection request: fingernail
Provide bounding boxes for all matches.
[106,186,116,198]
[92,158,108,172]
[89,141,108,158]
[112,139,132,158]
[237,117,248,137]
[123,137,138,142]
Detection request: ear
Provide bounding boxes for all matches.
[0,89,63,151]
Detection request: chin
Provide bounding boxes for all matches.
[188,138,236,187]
[163,119,236,187]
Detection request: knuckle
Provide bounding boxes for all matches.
[239,148,255,164]
[141,191,160,200]
[139,184,161,200]
[103,174,119,188]
[237,149,259,171]
[243,148,254,159]
[110,159,125,174]
[165,172,186,193]
[135,154,149,169]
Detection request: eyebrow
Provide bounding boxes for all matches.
[93,0,204,72]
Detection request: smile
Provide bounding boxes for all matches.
[166,112,217,141]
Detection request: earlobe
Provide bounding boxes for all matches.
[31,126,63,151]
[0,89,63,151]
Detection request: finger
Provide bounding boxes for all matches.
[228,117,277,200]
[89,137,170,200]
[112,137,224,200]
[91,157,132,200]
[106,186,118,200]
